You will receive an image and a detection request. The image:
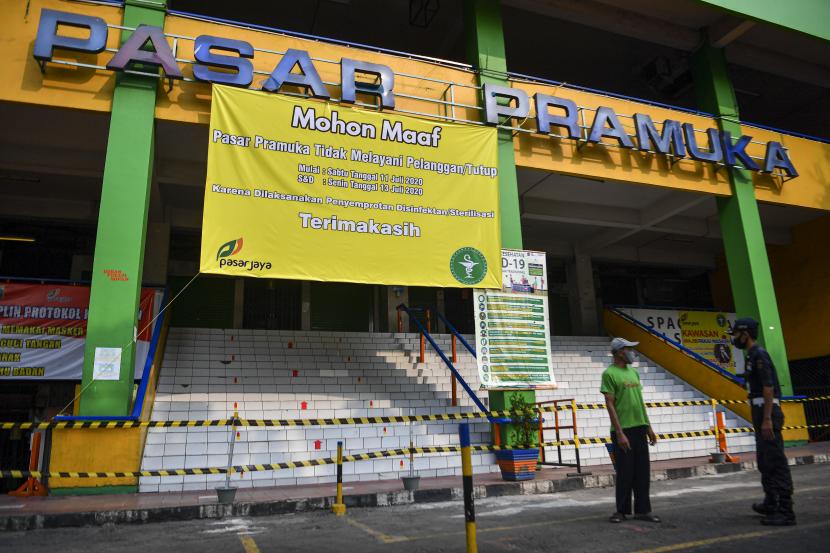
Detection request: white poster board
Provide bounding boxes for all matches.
[92,347,122,381]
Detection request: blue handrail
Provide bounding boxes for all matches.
[397,304,506,423]
[608,307,746,386]
[431,309,477,359]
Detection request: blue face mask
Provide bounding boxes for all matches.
[624,350,638,364]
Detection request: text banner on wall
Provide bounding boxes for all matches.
[679,310,737,373]
[475,250,557,390]
[0,283,159,380]
[617,307,743,374]
[199,85,501,288]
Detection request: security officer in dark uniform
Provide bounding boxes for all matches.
[730,317,795,526]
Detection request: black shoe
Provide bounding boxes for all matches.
[752,502,775,515]
[760,512,797,526]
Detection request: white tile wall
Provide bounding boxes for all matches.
[137,330,754,493]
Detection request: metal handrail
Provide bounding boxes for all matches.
[607,307,746,386]
[431,309,477,359]
[397,304,504,423]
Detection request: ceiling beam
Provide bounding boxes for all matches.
[593,245,717,269]
[709,16,756,48]
[580,193,710,252]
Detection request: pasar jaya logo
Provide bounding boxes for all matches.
[216,237,244,260]
[216,238,272,271]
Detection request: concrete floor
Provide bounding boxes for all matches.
[4,462,829,553]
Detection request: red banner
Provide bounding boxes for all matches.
[0,283,159,379]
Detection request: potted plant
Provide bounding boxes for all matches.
[494,393,539,481]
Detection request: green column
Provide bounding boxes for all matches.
[691,39,793,394]
[79,0,166,415]
[464,0,534,448]
[464,0,523,250]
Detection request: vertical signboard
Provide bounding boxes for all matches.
[475,250,557,389]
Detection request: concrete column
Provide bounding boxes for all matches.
[232,278,244,329]
[572,251,599,336]
[79,0,167,416]
[301,281,311,330]
[691,39,792,394]
[435,289,446,333]
[70,255,93,282]
[141,222,169,285]
[387,285,408,331]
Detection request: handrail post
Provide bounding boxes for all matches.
[332,441,346,516]
[451,373,458,407]
[397,309,403,333]
[451,334,458,363]
[459,423,478,553]
[426,308,432,333]
[419,332,425,363]
[569,399,584,475]
[537,406,545,464]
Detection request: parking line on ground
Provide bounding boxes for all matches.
[239,535,261,553]
[629,520,830,553]
[344,516,408,544]
[345,484,830,545]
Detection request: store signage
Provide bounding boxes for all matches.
[32,8,796,178]
[33,8,395,108]
[483,84,797,177]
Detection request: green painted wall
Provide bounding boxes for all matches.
[465,0,535,446]
[697,0,830,41]
[79,0,167,416]
[464,0,523,251]
[691,40,793,394]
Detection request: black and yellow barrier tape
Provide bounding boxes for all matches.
[4,424,828,479]
[3,396,829,430]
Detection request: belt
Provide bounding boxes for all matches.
[750,397,780,407]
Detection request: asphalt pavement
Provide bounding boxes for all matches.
[3,462,829,553]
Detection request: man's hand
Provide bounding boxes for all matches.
[617,431,631,451]
[761,417,775,441]
[647,427,657,446]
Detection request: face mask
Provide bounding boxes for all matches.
[731,334,748,349]
[623,350,637,364]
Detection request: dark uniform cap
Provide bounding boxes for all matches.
[732,317,759,338]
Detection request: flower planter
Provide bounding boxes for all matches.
[495,448,539,481]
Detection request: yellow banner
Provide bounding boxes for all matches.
[199,85,501,287]
[679,310,736,373]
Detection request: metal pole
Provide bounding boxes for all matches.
[419,333,425,363]
[568,398,590,476]
[459,423,477,553]
[225,403,239,489]
[332,441,346,516]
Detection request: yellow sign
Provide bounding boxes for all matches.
[199,86,501,287]
[679,311,736,373]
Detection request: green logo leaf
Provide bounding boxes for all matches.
[216,238,243,260]
[450,247,487,285]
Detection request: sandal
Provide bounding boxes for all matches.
[634,513,662,523]
[609,512,627,523]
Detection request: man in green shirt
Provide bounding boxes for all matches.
[601,337,660,524]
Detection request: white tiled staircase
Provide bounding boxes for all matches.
[139,329,755,492]
[139,329,494,493]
